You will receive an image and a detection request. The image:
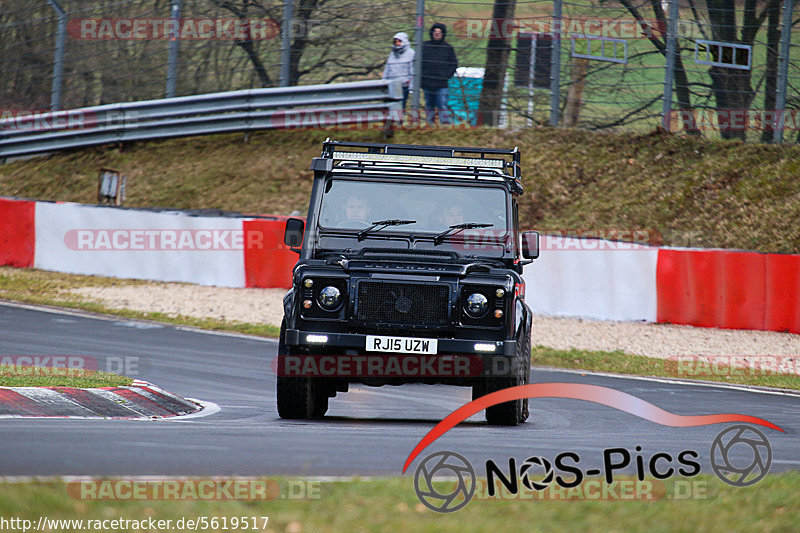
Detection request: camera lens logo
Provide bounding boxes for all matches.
[710,425,772,487]
[519,456,554,491]
[413,451,476,513]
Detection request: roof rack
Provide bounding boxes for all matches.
[316,139,523,194]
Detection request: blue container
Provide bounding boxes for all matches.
[448,69,484,126]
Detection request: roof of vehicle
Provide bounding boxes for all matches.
[310,139,524,195]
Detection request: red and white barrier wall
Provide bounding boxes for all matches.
[522,237,800,334]
[656,248,800,333]
[523,236,659,322]
[1,197,799,334]
[0,198,35,268]
[1,197,297,288]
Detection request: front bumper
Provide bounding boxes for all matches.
[285,329,516,356]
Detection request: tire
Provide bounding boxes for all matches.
[277,375,318,419]
[471,382,484,402]
[276,320,329,419]
[311,392,329,418]
[484,374,524,426]
[520,313,532,422]
[483,317,532,426]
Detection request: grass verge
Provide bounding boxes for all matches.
[0,364,131,388]
[1,473,799,532]
[0,266,281,339]
[533,346,800,391]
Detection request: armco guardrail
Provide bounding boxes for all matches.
[0,80,402,158]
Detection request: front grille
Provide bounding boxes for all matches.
[356,281,449,327]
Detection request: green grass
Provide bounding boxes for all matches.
[0,364,132,388]
[0,266,281,339]
[533,346,800,391]
[1,473,799,532]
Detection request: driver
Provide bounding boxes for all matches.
[341,195,372,226]
[439,204,464,226]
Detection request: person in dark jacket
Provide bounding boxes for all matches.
[421,22,458,125]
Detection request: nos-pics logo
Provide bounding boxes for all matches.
[413,424,772,513]
[414,451,476,513]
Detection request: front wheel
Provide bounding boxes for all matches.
[275,320,329,419]
[276,375,328,419]
[483,374,525,426]
[479,320,532,426]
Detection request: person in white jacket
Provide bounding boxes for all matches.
[382,32,415,113]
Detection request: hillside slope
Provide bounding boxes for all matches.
[1,127,799,253]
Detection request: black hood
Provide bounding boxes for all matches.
[429,22,447,40]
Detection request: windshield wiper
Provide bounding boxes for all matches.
[357,219,416,241]
[434,222,493,245]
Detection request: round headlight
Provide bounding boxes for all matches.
[318,286,342,310]
[464,292,489,318]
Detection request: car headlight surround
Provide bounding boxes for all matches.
[464,292,489,318]
[318,285,342,310]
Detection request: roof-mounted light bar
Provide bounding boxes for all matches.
[319,140,524,195]
[330,151,505,169]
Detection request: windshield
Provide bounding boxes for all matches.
[318,179,508,236]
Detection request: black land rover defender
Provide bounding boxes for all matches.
[278,140,539,425]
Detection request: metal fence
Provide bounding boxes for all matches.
[2,0,800,142]
[0,80,403,158]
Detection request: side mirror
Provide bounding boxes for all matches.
[521,231,539,260]
[284,218,305,249]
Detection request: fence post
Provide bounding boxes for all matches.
[527,34,537,127]
[46,0,66,111]
[549,0,562,126]
[773,0,794,143]
[661,0,679,131]
[166,0,181,98]
[280,0,294,87]
[412,0,425,111]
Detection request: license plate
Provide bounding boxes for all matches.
[366,335,438,354]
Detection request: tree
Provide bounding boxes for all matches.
[215,0,393,87]
[613,0,790,140]
[217,0,278,87]
[478,0,517,126]
[615,0,700,134]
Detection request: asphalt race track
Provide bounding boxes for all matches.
[1,301,798,478]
